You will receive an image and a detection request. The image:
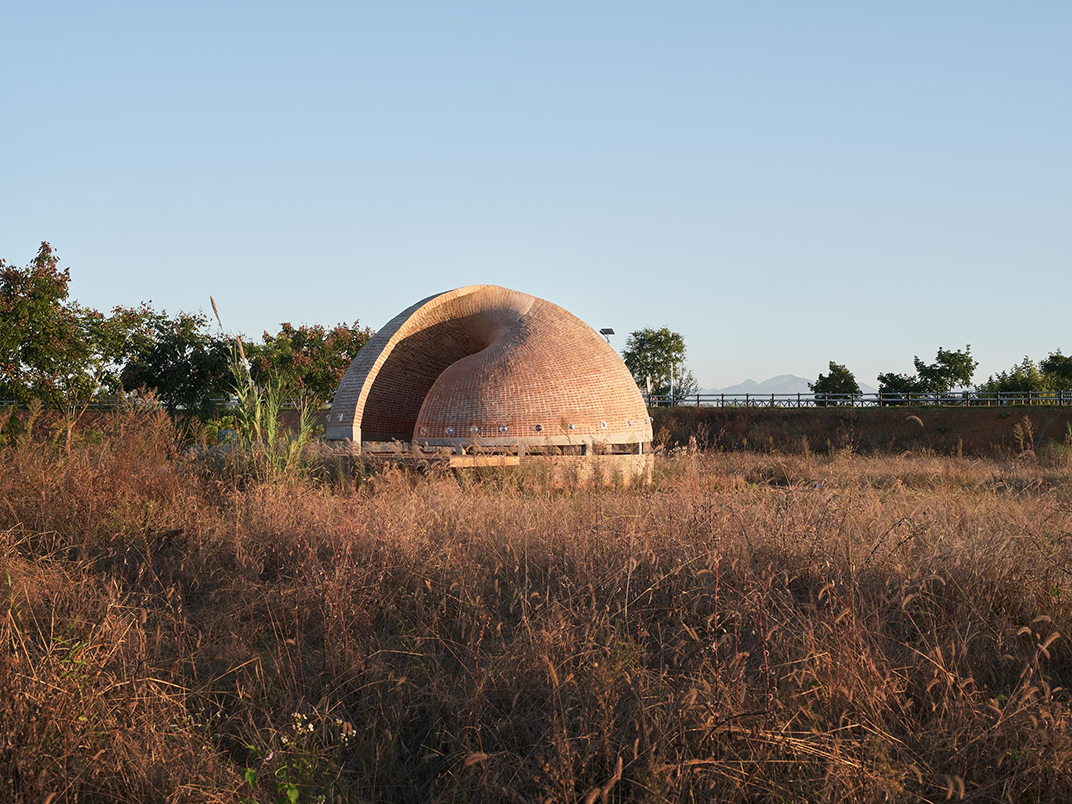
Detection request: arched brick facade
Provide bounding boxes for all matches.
[326,285,652,450]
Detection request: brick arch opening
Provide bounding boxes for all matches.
[358,317,486,442]
[326,285,535,443]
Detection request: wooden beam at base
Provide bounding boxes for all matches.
[448,455,521,469]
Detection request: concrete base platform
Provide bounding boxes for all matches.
[324,444,652,487]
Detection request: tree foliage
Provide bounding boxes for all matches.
[977,352,1072,394]
[621,327,698,400]
[876,372,928,397]
[254,321,373,406]
[0,243,108,404]
[122,316,376,414]
[809,362,861,404]
[878,345,978,396]
[913,346,978,393]
[0,244,374,414]
[976,357,1050,395]
[1041,352,1072,391]
[120,310,233,415]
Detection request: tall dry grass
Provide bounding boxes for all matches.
[2,407,1072,802]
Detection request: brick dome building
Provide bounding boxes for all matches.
[326,285,653,453]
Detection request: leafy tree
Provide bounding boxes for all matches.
[977,351,1072,396]
[876,372,927,397]
[913,346,978,393]
[878,345,978,398]
[809,361,861,405]
[977,357,1051,394]
[121,312,376,416]
[1041,351,1072,391]
[0,243,376,414]
[120,310,233,415]
[622,327,698,401]
[82,303,164,395]
[254,321,373,405]
[0,244,170,407]
[672,368,700,400]
[0,243,100,404]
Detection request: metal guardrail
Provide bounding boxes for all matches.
[5,392,1072,413]
[649,391,1072,408]
[0,398,330,412]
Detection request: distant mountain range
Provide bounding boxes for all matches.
[701,374,878,396]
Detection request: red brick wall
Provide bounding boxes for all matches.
[326,285,652,448]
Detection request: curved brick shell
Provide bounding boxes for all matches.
[326,285,652,448]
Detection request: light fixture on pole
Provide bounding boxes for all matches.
[599,327,614,344]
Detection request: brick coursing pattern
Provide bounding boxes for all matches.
[326,285,652,448]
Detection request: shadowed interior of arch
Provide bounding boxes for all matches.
[358,311,526,442]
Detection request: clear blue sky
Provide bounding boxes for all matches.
[3,2,1069,389]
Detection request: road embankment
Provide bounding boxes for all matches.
[651,405,1072,457]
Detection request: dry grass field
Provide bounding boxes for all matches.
[3,405,1072,802]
